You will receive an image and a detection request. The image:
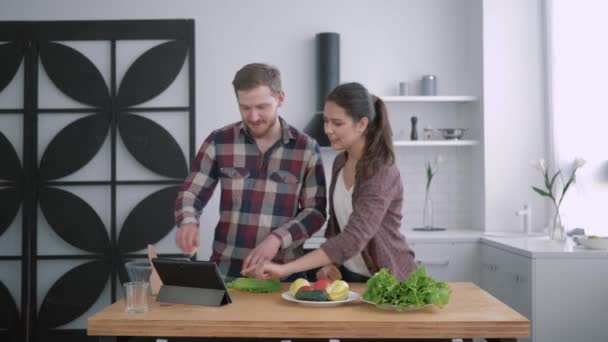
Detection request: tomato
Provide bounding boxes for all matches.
[298,285,314,292]
[312,279,331,291]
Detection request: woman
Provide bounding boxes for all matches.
[243,82,416,282]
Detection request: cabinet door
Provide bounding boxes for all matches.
[410,242,451,281]
[503,252,532,319]
[449,242,480,283]
[481,244,532,319]
[409,242,479,283]
[480,244,511,303]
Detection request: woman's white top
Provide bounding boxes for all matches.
[332,168,372,277]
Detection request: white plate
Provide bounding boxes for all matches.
[281,291,360,307]
[573,236,608,250]
[360,298,434,311]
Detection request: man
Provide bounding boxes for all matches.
[175,63,327,279]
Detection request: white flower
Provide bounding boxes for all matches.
[425,155,442,193]
[530,158,546,173]
[531,157,585,231]
[435,155,444,165]
[573,157,586,169]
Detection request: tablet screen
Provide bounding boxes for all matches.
[152,258,228,291]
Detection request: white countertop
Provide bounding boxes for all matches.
[402,229,483,243]
[302,229,483,249]
[303,229,608,259]
[481,235,608,259]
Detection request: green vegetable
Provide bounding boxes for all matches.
[295,289,328,301]
[362,267,451,311]
[226,277,280,293]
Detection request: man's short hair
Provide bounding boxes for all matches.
[232,63,282,94]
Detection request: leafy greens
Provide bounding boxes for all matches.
[226,277,281,293]
[362,267,451,311]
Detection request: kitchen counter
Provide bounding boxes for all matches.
[304,229,608,259]
[403,229,483,242]
[88,282,529,340]
[481,235,608,259]
[303,229,483,249]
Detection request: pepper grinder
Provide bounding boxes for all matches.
[410,116,418,140]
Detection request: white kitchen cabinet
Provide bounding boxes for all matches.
[480,241,608,342]
[481,244,532,321]
[409,241,480,284]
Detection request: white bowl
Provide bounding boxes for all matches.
[574,236,608,250]
[437,128,467,140]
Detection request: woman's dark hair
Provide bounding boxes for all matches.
[326,82,395,179]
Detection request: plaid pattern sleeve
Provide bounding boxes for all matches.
[271,141,327,249]
[174,131,220,227]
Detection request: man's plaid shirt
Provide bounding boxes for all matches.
[175,117,327,278]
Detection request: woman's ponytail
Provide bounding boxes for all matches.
[359,96,395,179]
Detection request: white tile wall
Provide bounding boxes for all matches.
[320,146,474,232]
[396,147,473,230]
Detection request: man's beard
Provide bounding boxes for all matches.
[247,112,279,138]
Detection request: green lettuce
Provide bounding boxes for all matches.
[226,277,280,293]
[362,267,451,311]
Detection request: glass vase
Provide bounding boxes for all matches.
[550,212,566,241]
[422,193,434,229]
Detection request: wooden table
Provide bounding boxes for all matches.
[88,282,529,341]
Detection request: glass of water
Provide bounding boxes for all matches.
[124,281,149,313]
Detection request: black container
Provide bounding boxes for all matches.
[315,32,340,110]
[305,32,340,146]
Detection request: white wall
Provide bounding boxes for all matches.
[482,0,548,232]
[0,0,477,133]
[468,0,485,231]
[0,0,484,259]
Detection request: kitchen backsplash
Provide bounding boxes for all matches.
[320,147,473,232]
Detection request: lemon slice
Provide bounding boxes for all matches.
[289,278,311,297]
[327,280,349,301]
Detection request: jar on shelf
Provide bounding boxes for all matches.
[423,126,433,140]
[421,75,437,96]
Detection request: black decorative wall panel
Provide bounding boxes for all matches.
[0,20,195,342]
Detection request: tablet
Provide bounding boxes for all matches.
[152,258,231,301]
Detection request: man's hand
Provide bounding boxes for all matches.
[242,234,281,273]
[315,264,342,281]
[176,223,199,255]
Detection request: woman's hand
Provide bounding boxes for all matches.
[242,260,289,280]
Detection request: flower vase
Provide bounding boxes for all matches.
[550,213,566,241]
[422,193,434,229]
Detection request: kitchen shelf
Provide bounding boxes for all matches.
[393,140,478,146]
[381,95,477,103]
[320,140,479,150]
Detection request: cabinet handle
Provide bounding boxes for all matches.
[482,263,498,272]
[416,259,450,267]
[515,274,525,283]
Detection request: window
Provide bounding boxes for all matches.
[545,0,608,235]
